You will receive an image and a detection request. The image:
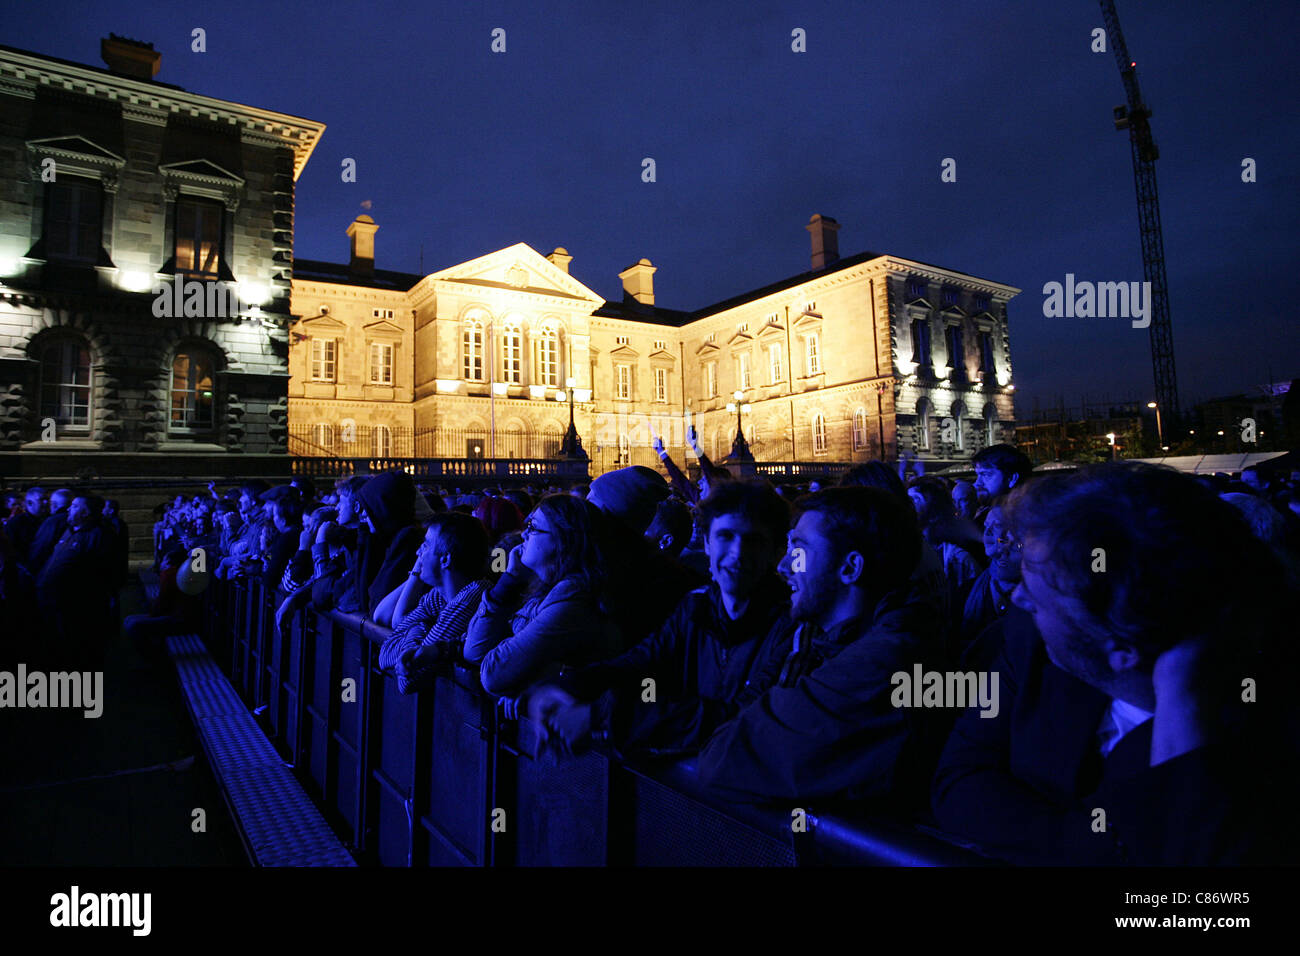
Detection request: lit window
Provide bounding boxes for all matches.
[372,424,392,457]
[463,319,484,381]
[175,197,222,277]
[768,343,783,384]
[616,364,631,399]
[917,399,931,451]
[310,339,337,382]
[369,342,394,385]
[736,322,749,333]
[615,335,630,345]
[737,352,751,390]
[951,402,966,450]
[853,407,868,450]
[766,312,779,325]
[805,334,821,376]
[45,178,101,262]
[803,301,817,315]
[372,308,395,319]
[654,367,668,403]
[170,350,215,431]
[811,412,827,454]
[501,323,522,384]
[617,433,630,467]
[39,339,91,429]
[536,324,559,387]
[984,405,997,447]
[705,362,717,398]
[653,339,667,351]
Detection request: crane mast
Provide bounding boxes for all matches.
[1099,0,1180,425]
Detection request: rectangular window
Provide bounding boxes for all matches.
[911,320,932,367]
[736,322,749,334]
[980,331,996,376]
[946,325,965,369]
[502,330,522,383]
[615,335,629,345]
[974,294,991,313]
[369,341,394,384]
[616,364,631,400]
[768,343,783,384]
[737,352,751,390]
[653,339,666,351]
[654,367,668,403]
[45,179,101,262]
[907,278,926,300]
[372,308,395,319]
[463,327,484,381]
[705,362,717,398]
[175,198,223,276]
[310,339,337,382]
[943,288,960,307]
[805,334,821,376]
[766,312,779,325]
[803,301,817,315]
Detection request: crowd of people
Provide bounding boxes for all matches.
[3,442,1299,864]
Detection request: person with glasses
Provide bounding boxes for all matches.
[464,494,621,698]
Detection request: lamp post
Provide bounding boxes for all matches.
[1106,432,1117,461]
[1147,401,1165,452]
[556,376,587,460]
[725,388,753,463]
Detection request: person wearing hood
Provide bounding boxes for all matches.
[585,465,707,648]
[315,470,431,618]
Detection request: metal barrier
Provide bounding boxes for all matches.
[201,577,988,867]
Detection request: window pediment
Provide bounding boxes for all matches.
[610,344,639,359]
[28,136,125,189]
[792,311,822,331]
[939,304,968,320]
[727,329,754,346]
[757,320,785,339]
[363,319,404,336]
[160,159,245,210]
[649,346,676,361]
[694,340,720,356]
[300,314,347,333]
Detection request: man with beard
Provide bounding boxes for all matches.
[528,480,793,758]
[694,487,948,813]
[955,497,1026,666]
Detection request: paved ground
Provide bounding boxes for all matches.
[0,581,248,866]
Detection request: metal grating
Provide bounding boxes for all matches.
[166,633,356,867]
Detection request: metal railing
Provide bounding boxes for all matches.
[199,576,988,867]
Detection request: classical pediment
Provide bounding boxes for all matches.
[363,319,404,335]
[649,346,676,361]
[609,344,639,359]
[28,135,125,164]
[429,243,604,303]
[694,339,720,356]
[727,329,754,346]
[299,314,347,333]
[791,311,823,330]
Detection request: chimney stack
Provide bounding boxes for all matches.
[618,258,656,305]
[547,247,572,274]
[101,35,160,80]
[347,215,378,277]
[806,214,840,271]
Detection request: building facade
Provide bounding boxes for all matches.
[0,37,324,476]
[289,213,1020,476]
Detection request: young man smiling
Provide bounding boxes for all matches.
[528,481,793,758]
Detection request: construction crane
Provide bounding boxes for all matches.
[1099,0,1180,425]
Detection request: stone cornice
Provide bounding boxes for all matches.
[879,257,1020,298]
[0,49,326,180]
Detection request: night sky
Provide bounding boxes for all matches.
[8,0,1299,414]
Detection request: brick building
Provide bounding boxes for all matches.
[0,36,324,478]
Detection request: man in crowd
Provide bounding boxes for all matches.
[970,444,1033,507]
[529,480,793,758]
[693,487,948,813]
[28,487,74,575]
[36,492,118,665]
[4,487,46,566]
[933,462,1300,864]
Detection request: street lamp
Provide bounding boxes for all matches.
[1106,432,1117,461]
[556,375,587,461]
[1147,401,1164,452]
[724,388,753,462]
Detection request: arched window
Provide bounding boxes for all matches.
[462,313,485,381]
[984,404,998,448]
[503,421,525,459]
[617,433,630,467]
[535,322,559,387]
[312,423,334,454]
[950,401,966,451]
[372,424,392,457]
[543,422,563,458]
[811,412,827,455]
[917,398,931,451]
[170,349,216,433]
[852,407,868,450]
[39,338,92,430]
[501,319,522,384]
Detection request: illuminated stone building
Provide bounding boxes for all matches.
[0,37,324,476]
[290,213,1020,475]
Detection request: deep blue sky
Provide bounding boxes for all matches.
[8,0,1298,414]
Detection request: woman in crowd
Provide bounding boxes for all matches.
[463,493,621,697]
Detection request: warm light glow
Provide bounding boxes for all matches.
[435,379,460,393]
[733,389,744,401]
[492,382,508,395]
[119,270,153,292]
[1147,401,1157,408]
[1106,433,1116,444]
[239,282,269,306]
[529,385,547,399]
[555,391,567,403]
[566,376,577,389]
[726,403,737,413]
[573,388,592,403]
[1217,430,1224,436]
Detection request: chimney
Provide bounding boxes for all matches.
[347,215,378,276]
[618,258,656,305]
[806,214,840,270]
[547,247,572,274]
[101,35,160,80]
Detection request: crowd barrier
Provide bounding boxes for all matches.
[201,576,989,867]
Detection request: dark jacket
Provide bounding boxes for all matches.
[601,521,707,649]
[28,510,68,575]
[3,511,42,565]
[931,609,1300,864]
[695,586,947,811]
[569,578,794,756]
[333,472,424,616]
[35,520,117,650]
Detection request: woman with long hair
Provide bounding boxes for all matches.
[464,493,620,697]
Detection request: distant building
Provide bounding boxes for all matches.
[0,37,324,477]
[289,214,1021,475]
